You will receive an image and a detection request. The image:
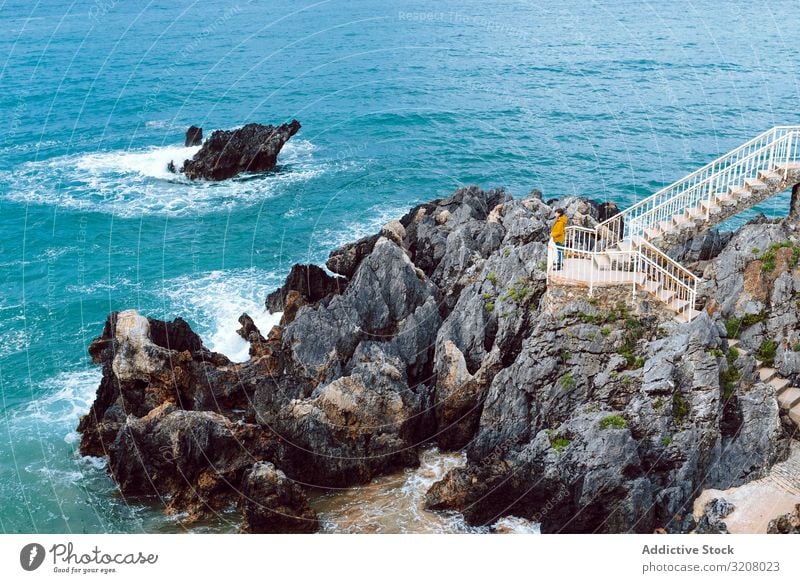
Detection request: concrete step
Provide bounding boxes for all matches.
[615,240,634,253]
[777,387,800,410]
[790,406,800,427]
[643,279,660,294]
[672,213,691,226]
[674,308,701,323]
[758,169,782,184]
[645,227,661,239]
[594,254,611,270]
[658,288,675,303]
[745,178,769,192]
[669,298,689,312]
[716,194,737,207]
[770,377,792,395]
[758,367,777,382]
[685,206,705,220]
[659,220,675,234]
[700,199,721,214]
[728,185,753,200]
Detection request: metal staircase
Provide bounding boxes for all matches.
[547,126,800,322]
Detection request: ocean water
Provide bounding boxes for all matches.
[1,0,799,534]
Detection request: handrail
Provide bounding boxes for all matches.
[636,239,699,285]
[629,132,794,229]
[546,125,800,322]
[636,254,693,296]
[548,230,698,320]
[598,126,800,228]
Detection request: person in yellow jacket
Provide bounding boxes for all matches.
[550,208,567,270]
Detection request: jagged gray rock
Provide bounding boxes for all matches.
[767,504,800,533]
[694,498,734,534]
[79,185,795,534]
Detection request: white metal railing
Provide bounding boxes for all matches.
[547,231,698,320]
[596,126,800,247]
[544,126,800,321]
[636,240,698,321]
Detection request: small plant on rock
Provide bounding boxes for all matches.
[725,311,766,339]
[550,435,571,454]
[725,316,741,339]
[756,339,777,367]
[672,392,690,425]
[599,414,627,430]
[720,344,741,401]
[760,241,800,273]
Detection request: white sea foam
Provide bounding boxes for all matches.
[4,369,102,455]
[315,203,410,252]
[491,515,541,534]
[73,143,202,181]
[0,328,28,358]
[1,138,322,218]
[313,448,487,533]
[161,267,283,362]
[18,370,102,430]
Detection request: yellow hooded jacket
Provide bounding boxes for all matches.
[551,214,567,244]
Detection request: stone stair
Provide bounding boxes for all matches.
[644,163,800,249]
[548,127,800,322]
[729,339,800,429]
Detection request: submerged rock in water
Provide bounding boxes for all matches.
[182,120,300,181]
[78,184,796,533]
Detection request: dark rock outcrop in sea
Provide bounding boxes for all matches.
[185,125,203,147]
[182,120,301,181]
[240,462,319,533]
[78,185,797,533]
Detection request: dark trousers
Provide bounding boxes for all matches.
[554,242,564,269]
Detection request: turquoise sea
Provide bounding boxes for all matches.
[1,0,799,533]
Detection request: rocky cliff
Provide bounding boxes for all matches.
[77,186,797,533]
